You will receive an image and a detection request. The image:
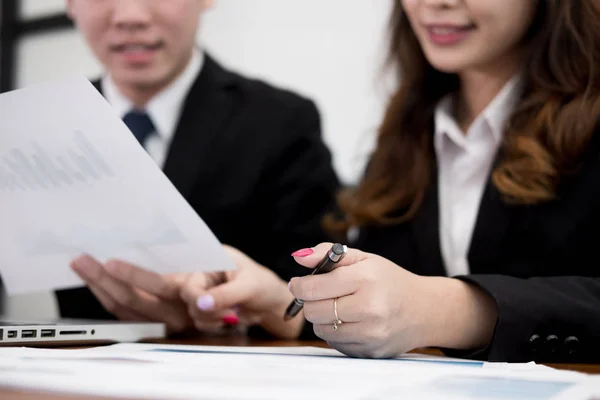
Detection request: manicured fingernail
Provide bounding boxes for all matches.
[291,248,314,257]
[196,294,215,311]
[223,315,239,325]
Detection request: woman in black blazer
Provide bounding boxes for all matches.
[182,0,600,362]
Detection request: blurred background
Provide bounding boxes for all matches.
[0,0,394,319]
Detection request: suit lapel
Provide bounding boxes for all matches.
[411,169,446,277]
[467,147,518,274]
[467,173,515,274]
[411,154,516,276]
[162,55,236,199]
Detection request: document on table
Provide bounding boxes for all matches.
[0,344,598,400]
[0,77,235,294]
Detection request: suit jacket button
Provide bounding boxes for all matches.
[564,336,580,356]
[528,334,542,354]
[545,335,560,355]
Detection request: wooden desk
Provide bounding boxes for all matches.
[2,335,600,400]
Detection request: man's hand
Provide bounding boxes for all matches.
[71,255,193,333]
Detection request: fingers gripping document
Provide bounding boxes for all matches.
[0,77,235,294]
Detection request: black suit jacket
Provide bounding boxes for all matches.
[354,128,600,363]
[56,54,339,319]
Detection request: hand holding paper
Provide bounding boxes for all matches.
[71,255,194,333]
[180,245,304,339]
[0,77,235,295]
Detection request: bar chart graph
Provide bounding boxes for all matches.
[0,130,114,192]
[23,212,187,256]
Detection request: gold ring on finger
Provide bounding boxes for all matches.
[333,297,343,331]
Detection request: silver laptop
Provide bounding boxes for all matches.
[0,318,165,346]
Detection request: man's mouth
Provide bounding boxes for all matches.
[110,41,165,64]
[111,41,164,53]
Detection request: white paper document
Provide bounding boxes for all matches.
[0,344,598,400]
[0,77,235,294]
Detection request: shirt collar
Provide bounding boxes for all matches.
[434,74,523,149]
[481,73,523,141]
[102,49,204,143]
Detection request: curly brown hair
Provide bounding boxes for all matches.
[326,0,600,237]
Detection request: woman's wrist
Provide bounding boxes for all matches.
[417,277,498,351]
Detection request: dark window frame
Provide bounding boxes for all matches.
[1,0,73,93]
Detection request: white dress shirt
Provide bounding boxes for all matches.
[102,50,204,168]
[434,76,522,277]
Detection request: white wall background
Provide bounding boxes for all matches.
[5,0,394,318]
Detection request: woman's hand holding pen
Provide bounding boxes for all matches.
[288,243,425,357]
[289,243,499,358]
[180,245,305,339]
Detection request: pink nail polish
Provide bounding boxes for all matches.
[291,248,314,257]
[223,315,239,325]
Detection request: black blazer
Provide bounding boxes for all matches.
[56,54,339,319]
[355,128,600,363]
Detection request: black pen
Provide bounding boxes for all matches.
[284,243,348,321]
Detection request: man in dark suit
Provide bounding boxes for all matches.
[58,0,338,332]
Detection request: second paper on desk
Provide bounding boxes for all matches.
[0,77,235,294]
[0,344,597,400]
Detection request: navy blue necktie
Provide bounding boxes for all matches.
[123,110,156,147]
